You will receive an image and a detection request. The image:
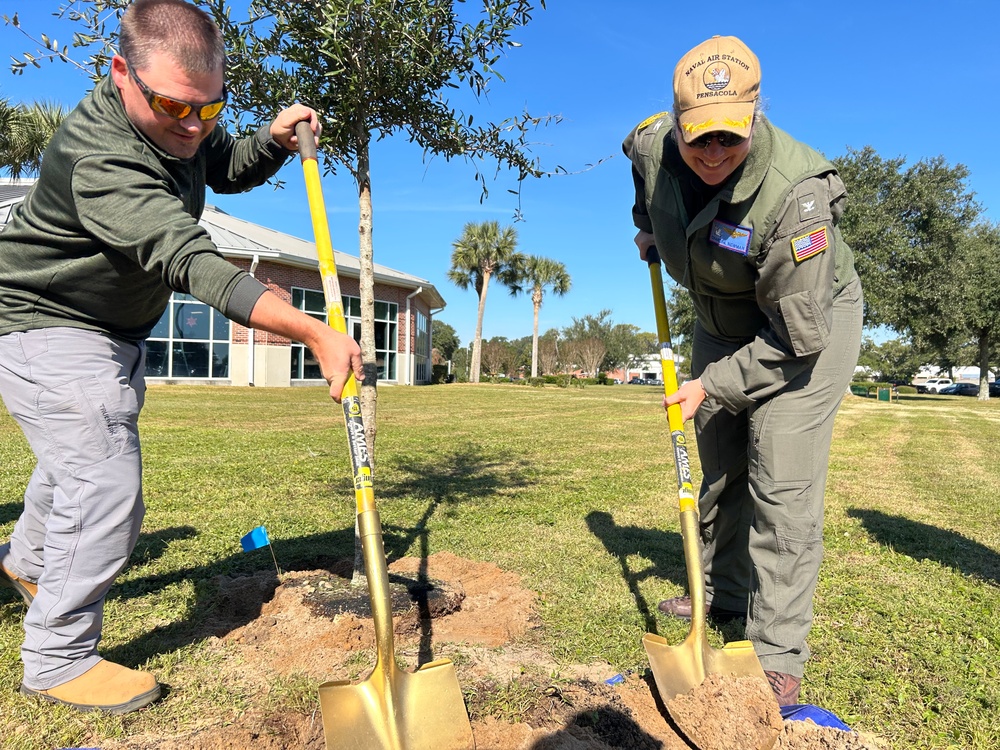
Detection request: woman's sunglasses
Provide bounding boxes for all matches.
[126,59,227,121]
[688,130,748,149]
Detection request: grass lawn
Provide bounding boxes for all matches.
[1,383,998,749]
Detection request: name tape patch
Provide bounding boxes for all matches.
[710,219,752,256]
[791,226,829,263]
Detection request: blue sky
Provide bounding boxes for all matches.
[2,1,998,348]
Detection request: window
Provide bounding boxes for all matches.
[290,288,398,381]
[414,310,430,383]
[146,294,230,378]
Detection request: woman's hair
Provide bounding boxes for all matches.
[119,0,225,73]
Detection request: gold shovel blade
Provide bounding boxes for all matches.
[319,658,475,750]
[643,631,767,704]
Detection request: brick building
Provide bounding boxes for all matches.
[0,179,445,386]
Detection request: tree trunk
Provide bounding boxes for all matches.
[471,270,491,383]
[531,290,541,378]
[978,330,990,401]
[353,127,376,587]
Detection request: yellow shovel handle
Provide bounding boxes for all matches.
[296,121,373,515]
[647,247,696,515]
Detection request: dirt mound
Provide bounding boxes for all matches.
[106,552,884,750]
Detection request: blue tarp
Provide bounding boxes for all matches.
[780,704,852,731]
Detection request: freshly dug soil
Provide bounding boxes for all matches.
[103,552,885,750]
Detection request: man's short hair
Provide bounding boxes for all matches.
[119,0,225,73]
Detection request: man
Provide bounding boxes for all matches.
[624,35,863,704]
[0,0,362,714]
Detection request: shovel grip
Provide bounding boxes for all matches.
[295,120,317,161]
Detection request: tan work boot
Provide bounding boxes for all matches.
[0,543,37,606]
[21,659,161,714]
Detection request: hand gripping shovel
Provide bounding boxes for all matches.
[296,122,475,750]
[641,247,768,703]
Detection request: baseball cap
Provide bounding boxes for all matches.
[672,35,760,143]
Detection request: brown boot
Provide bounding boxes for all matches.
[21,660,161,714]
[765,671,801,706]
[656,595,745,623]
[0,544,37,607]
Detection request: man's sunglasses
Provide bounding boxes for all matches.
[688,130,748,149]
[126,59,227,121]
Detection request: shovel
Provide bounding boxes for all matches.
[296,122,475,750]
[641,246,768,703]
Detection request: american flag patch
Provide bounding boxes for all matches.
[791,226,829,263]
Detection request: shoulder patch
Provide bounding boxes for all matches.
[636,111,671,132]
[791,226,829,263]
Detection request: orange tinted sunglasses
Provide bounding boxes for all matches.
[126,59,227,121]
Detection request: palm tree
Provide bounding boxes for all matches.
[523,255,571,377]
[447,221,523,383]
[0,100,67,178]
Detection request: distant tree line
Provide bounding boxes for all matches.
[433,310,659,382]
[441,148,1000,397]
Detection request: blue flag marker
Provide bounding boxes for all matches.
[240,525,281,575]
[240,525,271,552]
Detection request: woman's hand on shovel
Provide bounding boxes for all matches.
[664,378,707,422]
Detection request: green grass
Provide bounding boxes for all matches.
[2,384,999,748]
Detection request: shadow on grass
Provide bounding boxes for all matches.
[377,443,532,665]
[585,511,686,635]
[0,501,21,526]
[848,508,1000,585]
[106,442,531,668]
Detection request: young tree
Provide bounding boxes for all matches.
[447,221,523,382]
[522,256,570,377]
[12,0,557,458]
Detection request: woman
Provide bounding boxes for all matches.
[623,35,863,705]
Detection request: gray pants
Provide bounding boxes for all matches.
[692,278,862,677]
[0,328,146,689]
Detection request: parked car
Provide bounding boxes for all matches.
[628,377,648,385]
[990,382,1000,397]
[916,377,953,394]
[939,382,979,397]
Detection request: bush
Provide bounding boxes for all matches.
[528,377,546,388]
[431,364,449,384]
